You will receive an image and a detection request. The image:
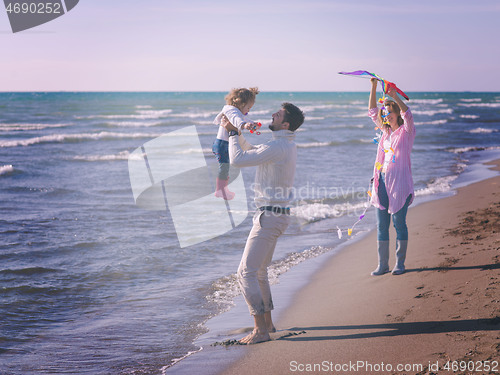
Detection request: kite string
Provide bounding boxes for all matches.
[335,179,373,239]
[337,86,395,238]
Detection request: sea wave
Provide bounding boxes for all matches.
[248,109,271,116]
[296,141,334,148]
[410,99,444,105]
[0,164,14,176]
[459,98,482,102]
[169,111,219,119]
[73,151,133,162]
[460,114,480,119]
[412,108,453,116]
[76,109,173,120]
[415,119,448,126]
[0,266,61,276]
[446,145,500,154]
[415,175,457,196]
[468,127,498,134]
[300,104,362,113]
[206,244,334,312]
[0,132,161,148]
[0,123,69,131]
[292,200,369,223]
[327,124,365,129]
[457,102,500,108]
[173,148,212,155]
[105,121,163,127]
[194,120,216,125]
[1,129,225,148]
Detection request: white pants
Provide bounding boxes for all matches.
[237,210,289,316]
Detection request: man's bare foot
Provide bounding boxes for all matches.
[268,325,276,333]
[239,329,271,345]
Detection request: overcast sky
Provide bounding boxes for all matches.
[1,0,499,91]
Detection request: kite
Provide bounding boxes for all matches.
[249,122,262,135]
[338,70,410,101]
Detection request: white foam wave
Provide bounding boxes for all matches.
[410,99,444,105]
[457,102,500,108]
[161,348,203,374]
[292,200,369,223]
[415,119,448,126]
[135,105,153,109]
[0,165,14,175]
[446,145,500,154]
[249,109,271,115]
[0,132,161,148]
[136,109,173,117]
[296,141,332,148]
[73,151,134,161]
[170,111,218,119]
[460,114,479,119]
[415,175,457,196]
[105,121,163,127]
[195,120,217,125]
[76,109,173,120]
[328,124,365,129]
[206,244,333,312]
[300,104,335,112]
[412,108,453,116]
[459,98,482,102]
[300,104,361,113]
[173,148,212,155]
[0,123,69,131]
[346,112,370,118]
[468,127,498,134]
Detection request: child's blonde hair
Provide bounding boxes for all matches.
[225,87,259,110]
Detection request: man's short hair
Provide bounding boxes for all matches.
[282,102,305,132]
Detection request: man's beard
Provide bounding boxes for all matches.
[268,124,276,131]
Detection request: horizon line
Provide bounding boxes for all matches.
[1,90,499,94]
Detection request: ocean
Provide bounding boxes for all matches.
[1,92,499,374]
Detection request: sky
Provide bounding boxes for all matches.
[1,0,499,92]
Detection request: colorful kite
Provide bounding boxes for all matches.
[338,70,410,101]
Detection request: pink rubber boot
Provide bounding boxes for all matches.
[215,178,235,200]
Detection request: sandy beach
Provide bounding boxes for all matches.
[220,160,500,375]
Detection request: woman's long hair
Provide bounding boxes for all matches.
[378,100,404,132]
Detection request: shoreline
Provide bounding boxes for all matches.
[217,159,500,375]
[166,155,500,375]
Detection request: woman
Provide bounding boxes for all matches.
[368,78,415,275]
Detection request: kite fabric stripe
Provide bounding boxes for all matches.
[338,70,409,100]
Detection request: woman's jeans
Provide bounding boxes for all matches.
[377,173,412,241]
[212,139,230,180]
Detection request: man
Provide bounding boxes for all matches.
[221,102,305,344]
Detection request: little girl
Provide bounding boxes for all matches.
[212,87,259,200]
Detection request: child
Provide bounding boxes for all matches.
[212,87,259,200]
